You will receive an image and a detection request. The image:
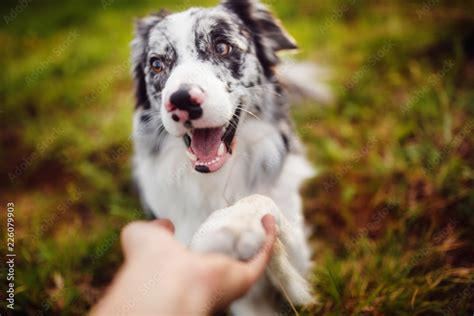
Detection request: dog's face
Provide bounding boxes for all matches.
[132,0,297,173]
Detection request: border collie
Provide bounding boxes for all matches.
[131,0,324,314]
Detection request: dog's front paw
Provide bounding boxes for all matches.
[189,195,278,260]
[190,217,266,261]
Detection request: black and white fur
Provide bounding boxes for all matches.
[131,1,320,314]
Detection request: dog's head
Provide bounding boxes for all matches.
[132,0,297,173]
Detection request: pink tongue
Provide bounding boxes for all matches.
[191,128,223,160]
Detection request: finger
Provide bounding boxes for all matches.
[121,221,149,259]
[217,214,277,300]
[152,219,175,234]
[121,220,177,260]
[243,214,277,281]
[262,213,277,237]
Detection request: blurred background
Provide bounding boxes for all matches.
[1,0,473,315]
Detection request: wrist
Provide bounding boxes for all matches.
[117,256,212,316]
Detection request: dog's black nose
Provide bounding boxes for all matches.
[168,86,205,120]
[170,90,196,110]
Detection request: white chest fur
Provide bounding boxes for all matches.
[133,118,314,245]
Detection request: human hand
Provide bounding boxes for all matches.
[91,214,276,315]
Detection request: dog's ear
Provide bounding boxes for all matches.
[131,10,169,109]
[222,0,297,68]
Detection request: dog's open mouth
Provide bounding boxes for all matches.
[183,107,241,173]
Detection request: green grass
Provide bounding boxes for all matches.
[1,0,473,315]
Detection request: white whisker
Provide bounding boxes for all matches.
[237,106,260,120]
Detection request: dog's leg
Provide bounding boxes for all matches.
[190,194,313,316]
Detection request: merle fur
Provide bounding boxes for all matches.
[132,0,299,168]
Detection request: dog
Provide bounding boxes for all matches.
[131,0,325,314]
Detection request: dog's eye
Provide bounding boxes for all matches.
[150,58,164,73]
[215,42,232,56]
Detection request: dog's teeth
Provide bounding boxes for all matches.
[186,151,197,162]
[218,143,225,156]
[195,155,222,167]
